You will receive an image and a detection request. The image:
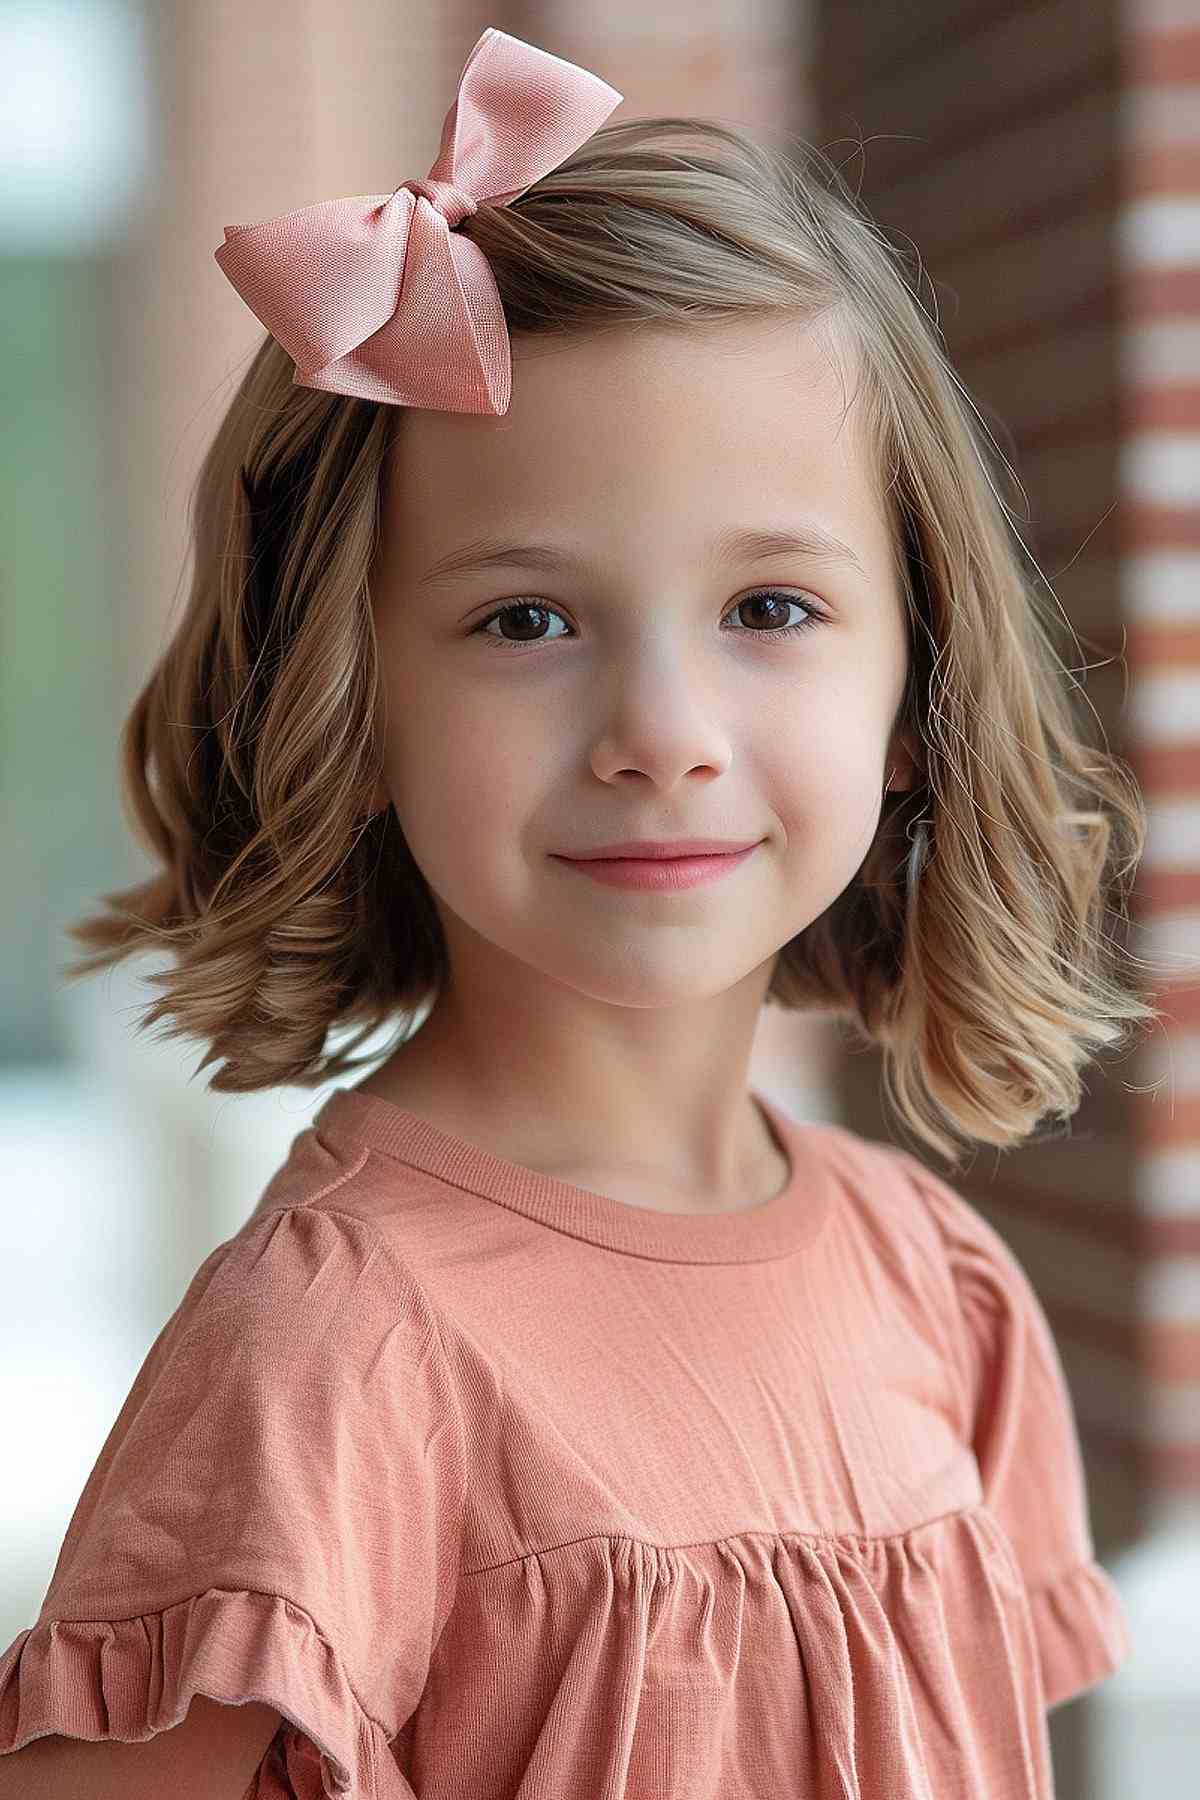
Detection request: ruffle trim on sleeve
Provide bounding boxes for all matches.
[0,1587,409,1799]
[1026,1557,1133,1712]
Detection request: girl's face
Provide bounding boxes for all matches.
[367,312,916,1064]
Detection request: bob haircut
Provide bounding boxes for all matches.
[67,118,1162,1166]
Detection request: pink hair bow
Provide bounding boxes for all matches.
[213,27,623,413]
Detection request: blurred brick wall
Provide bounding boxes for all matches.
[1119,0,1200,1505]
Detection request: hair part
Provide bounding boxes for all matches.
[66,117,1164,1165]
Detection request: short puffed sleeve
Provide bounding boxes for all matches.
[888,1148,1133,1713]
[0,1204,468,1799]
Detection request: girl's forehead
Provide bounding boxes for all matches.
[382,317,886,554]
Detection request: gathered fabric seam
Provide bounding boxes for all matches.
[458,1499,1024,1577]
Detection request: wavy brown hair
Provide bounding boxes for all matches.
[65,118,1164,1164]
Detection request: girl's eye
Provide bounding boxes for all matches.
[470,590,828,653]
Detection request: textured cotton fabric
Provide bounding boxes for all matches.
[0,1086,1130,1799]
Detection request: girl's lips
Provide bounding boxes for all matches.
[554,844,759,891]
[568,838,759,859]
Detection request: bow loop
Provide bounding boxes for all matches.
[213,26,623,413]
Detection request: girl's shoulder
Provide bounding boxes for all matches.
[804,1113,1027,1283]
[0,1115,469,1791]
[795,1115,1062,1398]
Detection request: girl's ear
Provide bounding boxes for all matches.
[886,732,925,794]
[364,773,391,817]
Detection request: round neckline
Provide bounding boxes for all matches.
[313,1084,836,1263]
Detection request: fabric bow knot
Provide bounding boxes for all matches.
[213,26,623,413]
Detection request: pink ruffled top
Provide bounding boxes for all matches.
[0,1087,1131,1798]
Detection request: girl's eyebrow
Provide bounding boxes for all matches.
[416,521,866,588]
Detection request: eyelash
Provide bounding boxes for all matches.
[470,590,829,654]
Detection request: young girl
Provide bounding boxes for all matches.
[0,24,1156,1800]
